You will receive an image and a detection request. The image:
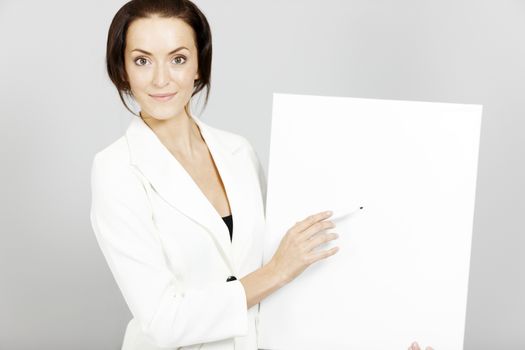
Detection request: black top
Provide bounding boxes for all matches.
[222,214,233,242]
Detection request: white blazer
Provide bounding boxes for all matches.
[90,115,267,350]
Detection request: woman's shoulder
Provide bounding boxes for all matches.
[197,118,253,154]
[92,136,130,169]
[90,135,138,192]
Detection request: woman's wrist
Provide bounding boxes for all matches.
[264,258,290,288]
[239,260,289,309]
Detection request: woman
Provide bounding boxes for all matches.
[90,1,433,350]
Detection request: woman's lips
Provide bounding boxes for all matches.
[150,92,177,102]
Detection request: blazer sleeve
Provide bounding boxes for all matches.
[89,153,248,348]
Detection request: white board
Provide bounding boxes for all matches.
[258,93,482,350]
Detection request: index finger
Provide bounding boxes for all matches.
[293,210,333,232]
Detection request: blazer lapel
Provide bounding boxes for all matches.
[193,117,254,273]
[125,115,253,276]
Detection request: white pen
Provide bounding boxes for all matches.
[330,205,364,222]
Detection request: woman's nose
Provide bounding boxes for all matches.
[152,64,170,88]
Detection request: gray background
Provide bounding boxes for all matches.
[0,0,523,349]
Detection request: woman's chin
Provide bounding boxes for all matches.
[140,106,186,121]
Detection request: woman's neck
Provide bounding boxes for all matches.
[140,110,204,158]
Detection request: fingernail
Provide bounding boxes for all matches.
[326,210,333,216]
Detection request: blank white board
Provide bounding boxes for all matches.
[258,93,482,350]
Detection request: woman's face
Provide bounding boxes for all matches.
[124,16,200,121]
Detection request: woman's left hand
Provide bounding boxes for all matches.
[408,341,434,350]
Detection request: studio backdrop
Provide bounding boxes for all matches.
[0,0,523,349]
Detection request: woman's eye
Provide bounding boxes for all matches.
[135,57,149,66]
[173,56,187,64]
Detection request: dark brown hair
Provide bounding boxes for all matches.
[106,0,212,116]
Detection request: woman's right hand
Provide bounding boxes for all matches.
[267,210,339,285]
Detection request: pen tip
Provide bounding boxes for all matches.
[359,206,363,209]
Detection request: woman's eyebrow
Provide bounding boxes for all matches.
[131,46,189,55]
